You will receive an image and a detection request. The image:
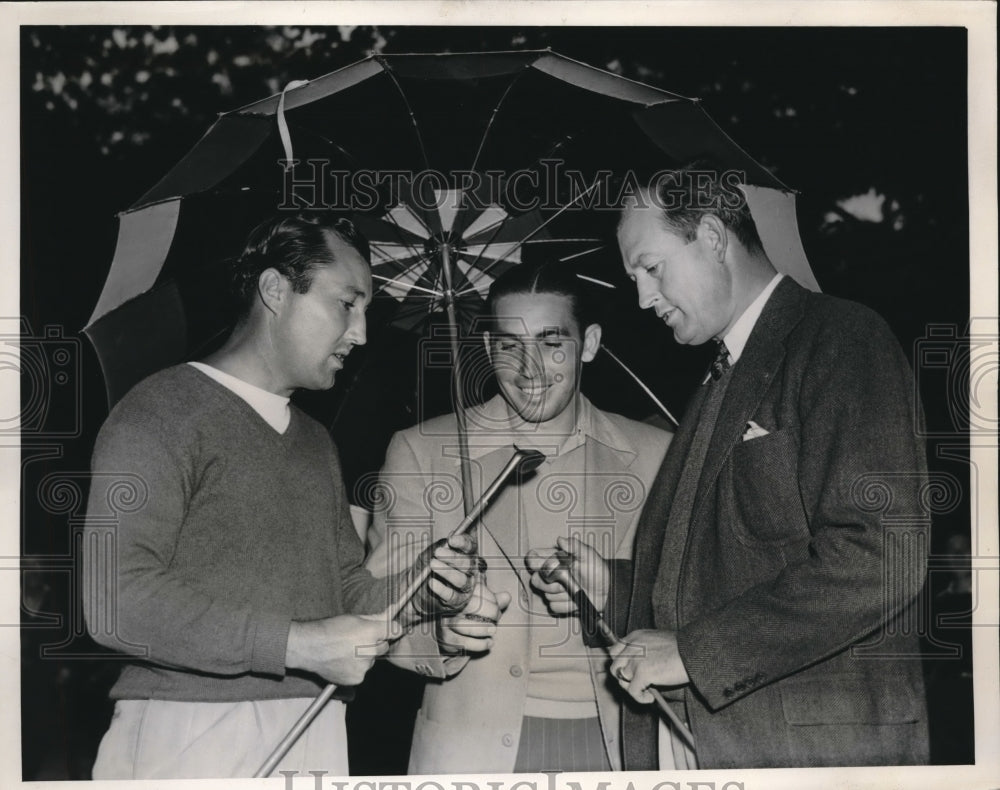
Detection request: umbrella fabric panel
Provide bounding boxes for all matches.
[88,200,181,325]
[134,114,274,209]
[741,185,819,292]
[234,57,386,116]
[293,68,533,175]
[634,102,789,190]
[384,51,543,81]
[530,52,688,105]
[83,282,187,409]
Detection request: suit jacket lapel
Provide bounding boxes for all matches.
[689,277,808,535]
[627,383,707,630]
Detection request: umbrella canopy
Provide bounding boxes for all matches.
[84,50,816,409]
[82,49,819,474]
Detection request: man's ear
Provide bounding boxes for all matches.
[257,268,286,315]
[698,214,728,263]
[581,323,602,363]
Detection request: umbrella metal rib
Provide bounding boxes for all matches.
[457,178,603,297]
[376,56,433,176]
[557,247,608,265]
[452,206,517,281]
[370,274,443,298]
[377,209,432,271]
[468,63,534,176]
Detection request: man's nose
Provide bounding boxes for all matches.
[517,343,542,378]
[636,277,660,311]
[346,312,367,346]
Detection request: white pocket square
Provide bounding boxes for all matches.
[742,420,770,441]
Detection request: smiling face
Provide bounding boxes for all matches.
[269,236,371,395]
[486,291,600,432]
[617,202,737,346]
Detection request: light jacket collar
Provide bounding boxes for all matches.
[463,394,638,468]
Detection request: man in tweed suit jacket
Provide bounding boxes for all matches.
[537,167,930,768]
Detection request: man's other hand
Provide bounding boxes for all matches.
[285,613,395,686]
[410,534,479,619]
[437,577,511,655]
[525,535,610,616]
[609,629,690,704]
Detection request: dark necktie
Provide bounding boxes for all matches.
[709,340,732,381]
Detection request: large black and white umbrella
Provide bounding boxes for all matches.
[83,49,818,508]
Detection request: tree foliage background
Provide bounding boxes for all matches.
[20,24,972,778]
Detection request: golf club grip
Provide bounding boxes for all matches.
[567,584,619,646]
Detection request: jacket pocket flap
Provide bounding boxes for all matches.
[780,678,922,725]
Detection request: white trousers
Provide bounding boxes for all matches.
[92,698,348,779]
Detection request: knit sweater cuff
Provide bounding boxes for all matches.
[251,612,291,677]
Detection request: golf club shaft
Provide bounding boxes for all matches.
[551,565,696,751]
[254,684,337,778]
[255,450,534,777]
[385,449,533,622]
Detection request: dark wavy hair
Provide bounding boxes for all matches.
[484,259,597,334]
[230,213,370,319]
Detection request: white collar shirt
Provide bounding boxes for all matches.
[188,361,291,433]
[705,273,785,383]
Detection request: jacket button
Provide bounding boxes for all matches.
[502,734,514,747]
[509,665,523,678]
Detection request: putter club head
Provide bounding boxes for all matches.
[513,447,546,477]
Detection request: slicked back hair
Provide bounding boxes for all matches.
[484,259,597,335]
[626,160,765,256]
[230,214,370,320]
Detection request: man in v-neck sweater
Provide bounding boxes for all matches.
[83,215,477,779]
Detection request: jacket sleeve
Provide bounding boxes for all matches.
[365,431,470,677]
[83,407,290,678]
[677,313,929,710]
